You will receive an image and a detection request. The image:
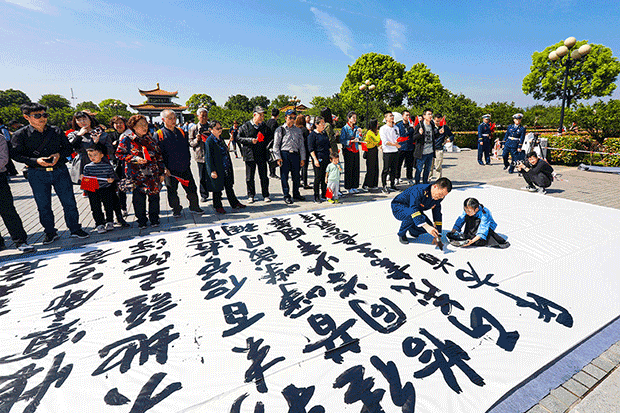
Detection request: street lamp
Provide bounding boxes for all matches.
[548,36,591,133]
[359,79,376,129]
[289,96,301,112]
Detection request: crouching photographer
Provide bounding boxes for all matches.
[516,151,554,194]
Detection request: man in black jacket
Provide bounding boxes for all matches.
[412,109,440,185]
[516,151,554,194]
[265,108,280,179]
[237,106,272,203]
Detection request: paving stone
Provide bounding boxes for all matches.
[539,393,568,413]
[526,404,551,413]
[561,378,589,398]
[550,386,579,407]
[573,370,599,388]
[602,347,620,364]
[591,356,616,373]
[582,363,607,380]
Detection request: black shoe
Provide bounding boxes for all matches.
[117,220,131,228]
[303,185,312,190]
[43,232,60,244]
[399,234,409,245]
[478,162,484,166]
[503,165,509,170]
[314,196,322,203]
[16,242,36,253]
[284,196,293,205]
[190,208,204,215]
[70,229,90,239]
[172,210,182,217]
[138,223,148,229]
[293,195,305,201]
[382,186,389,194]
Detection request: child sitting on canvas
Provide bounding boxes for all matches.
[325,152,343,204]
[447,197,509,248]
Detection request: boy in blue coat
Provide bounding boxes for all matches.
[447,197,509,248]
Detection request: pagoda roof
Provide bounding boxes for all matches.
[279,104,309,112]
[130,104,188,111]
[138,83,179,97]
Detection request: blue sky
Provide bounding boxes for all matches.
[1,0,619,110]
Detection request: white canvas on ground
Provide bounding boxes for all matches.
[1,185,619,413]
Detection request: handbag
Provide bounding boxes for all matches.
[69,154,81,184]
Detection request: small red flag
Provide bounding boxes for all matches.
[413,116,420,127]
[490,123,496,133]
[172,175,189,187]
[143,147,152,161]
[257,132,265,142]
[326,187,334,199]
[80,176,100,192]
[200,133,208,142]
[397,136,408,143]
[360,142,368,151]
[439,117,447,127]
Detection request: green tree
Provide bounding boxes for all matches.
[39,94,71,110]
[249,95,270,110]
[566,100,620,143]
[340,53,408,120]
[309,94,348,127]
[207,106,252,128]
[225,94,252,112]
[523,41,620,106]
[76,101,100,113]
[482,101,523,127]
[97,99,133,126]
[47,107,74,128]
[270,94,293,110]
[523,104,562,128]
[0,89,31,107]
[405,63,445,107]
[186,94,216,113]
[429,91,482,131]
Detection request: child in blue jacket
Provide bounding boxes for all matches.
[447,197,509,248]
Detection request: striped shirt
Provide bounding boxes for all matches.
[83,161,115,188]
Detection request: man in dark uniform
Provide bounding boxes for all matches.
[503,113,526,173]
[477,114,492,165]
[391,177,452,245]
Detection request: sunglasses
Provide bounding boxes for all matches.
[30,113,49,119]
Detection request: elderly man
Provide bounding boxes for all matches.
[236,106,272,203]
[503,113,526,173]
[188,108,210,203]
[11,103,89,243]
[157,109,203,216]
[273,109,306,205]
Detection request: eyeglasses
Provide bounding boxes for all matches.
[30,113,49,119]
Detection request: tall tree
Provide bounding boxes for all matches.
[39,94,71,110]
[522,41,620,106]
[482,101,523,127]
[225,94,252,112]
[186,94,216,113]
[270,94,293,110]
[249,95,270,110]
[97,99,133,126]
[405,63,445,107]
[76,101,100,113]
[0,89,31,107]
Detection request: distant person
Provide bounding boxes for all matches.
[395,110,415,185]
[431,113,453,179]
[391,178,451,246]
[265,108,280,179]
[448,197,509,248]
[116,114,165,229]
[477,114,493,165]
[237,106,272,203]
[308,115,331,203]
[325,152,342,204]
[204,120,246,214]
[273,110,306,205]
[157,109,203,217]
[516,151,554,194]
[0,133,35,252]
[503,113,526,173]
[229,120,240,159]
[321,107,339,156]
[295,113,312,189]
[188,107,211,203]
[412,108,438,185]
[380,110,400,193]
[362,118,380,190]
[339,111,361,194]
[11,103,89,243]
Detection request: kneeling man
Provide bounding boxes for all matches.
[391,177,452,246]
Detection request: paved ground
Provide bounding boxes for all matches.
[1,148,619,412]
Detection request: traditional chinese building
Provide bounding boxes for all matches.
[130,83,187,121]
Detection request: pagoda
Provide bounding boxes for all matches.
[130,83,187,121]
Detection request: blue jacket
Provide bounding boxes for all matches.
[395,120,414,151]
[503,124,526,149]
[392,184,443,232]
[340,123,359,152]
[452,205,497,240]
[478,122,492,141]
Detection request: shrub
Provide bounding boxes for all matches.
[602,137,620,167]
[545,133,601,166]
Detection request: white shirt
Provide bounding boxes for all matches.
[380,124,399,153]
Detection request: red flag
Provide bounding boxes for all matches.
[257,132,265,142]
[439,117,447,127]
[200,133,208,142]
[413,116,420,127]
[490,123,496,133]
[80,176,100,192]
[143,147,152,161]
[172,175,189,187]
[326,187,334,199]
[397,136,408,142]
[361,142,368,151]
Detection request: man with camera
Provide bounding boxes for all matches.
[516,151,554,194]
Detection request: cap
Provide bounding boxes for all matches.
[482,114,491,119]
[285,109,297,116]
[253,106,265,114]
[513,113,523,119]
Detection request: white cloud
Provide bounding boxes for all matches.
[385,18,406,57]
[310,7,354,58]
[4,0,57,14]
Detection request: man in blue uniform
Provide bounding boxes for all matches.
[477,114,492,165]
[391,177,452,245]
[503,113,526,173]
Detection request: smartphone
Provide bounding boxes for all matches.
[43,156,54,163]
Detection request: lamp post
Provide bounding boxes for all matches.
[358,79,376,129]
[289,96,301,112]
[548,36,591,134]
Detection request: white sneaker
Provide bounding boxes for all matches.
[96,225,107,234]
[537,187,547,194]
[17,242,35,253]
[263,197,271,203]
[248,196,255,204]
[105,222,115,231]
